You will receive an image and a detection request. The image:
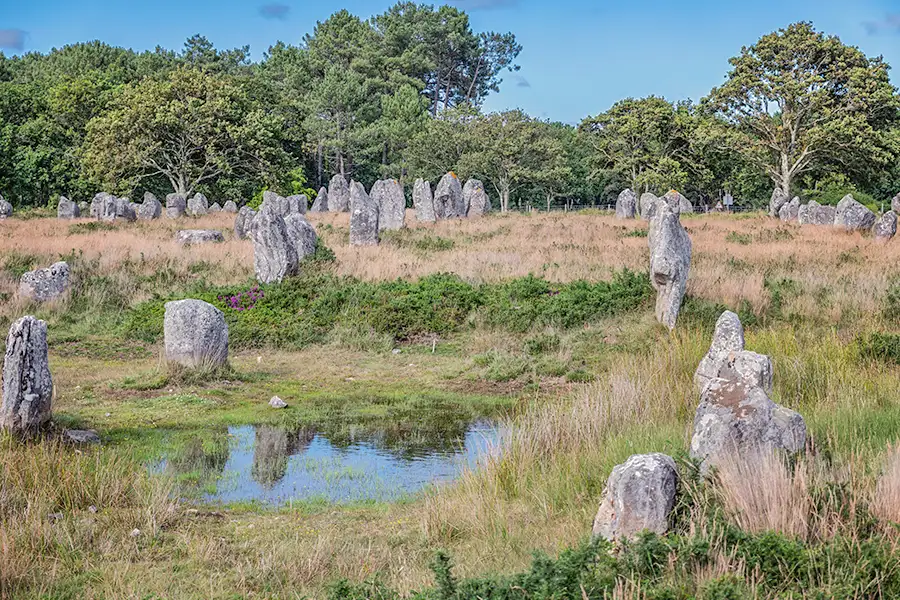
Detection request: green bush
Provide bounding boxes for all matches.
[858,332,900,365]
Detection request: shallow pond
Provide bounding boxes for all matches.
[157,420,501,504]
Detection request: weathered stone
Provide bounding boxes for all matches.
[0,195,11,219]
[107,196,136,222]
[690,375,806,471]
[874,211,897,242]
[249,202,298,283]
[310,188,328,213]
[639,193,658,221]
[284,213,318,260]
[592,453,678,541]
[892,193,900,215]
[165,193,187,218]
[286,195,307,215]
[778,197,800,222]
[19,261,70,302]
[648,192,691,329]
[234,206,257,240]
[769,188,789,218]
[327,175,350,212]
[798,200,835,226]
[413,178,435,223]
[163,299,229,368]
[675,191,694,214]
[137,192,162,221]
[175,230,224,245]
[1,316,52,434]
[90,193,109,218]
[208,202,222,213]
[349,180,379,246]
[615,189,637,220]
[57,196,80,219]
[269,396,287,409]
[371,179,405,231]
[834,194,876,232]
[64,429,101,444]
[464,179,491,217]
[222,200,238,213]
[694,311,745,393]
[100,195,118,222]
[187,193,209,216]
[434,172,464,219]
[77,201,89,214]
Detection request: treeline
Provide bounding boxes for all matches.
[0,5,898,210]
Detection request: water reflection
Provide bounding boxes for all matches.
[161,420,499,504]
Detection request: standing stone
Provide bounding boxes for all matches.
[310,188,328,213]
[769,188,789,218]
[0,195,11,219]
[328,175,350,212]
[413,179,435,223]
[675,192,694,214]
[208,202,222,213]
[349,180,379,246]
[639,192,658,221]
[138,192,162,221]
[649,192,691,330]
[19,262,71,303]
[615,189,637,220]
[892,193,900,215]
[694,311,745,393]
[166,193,187,218]
[592,453,678,541]
[222,200,238,213]
[100,195,118,222]
[778,197,800,222]
[187,193,209,216]
[89,193,108,219]
[285,195,308,215]
[1,316,53,434]
[57,196,80,219]
[175,230,224,245]
[464,179,491,217]
[434,172,464,220]
[249,202,298,284]
[261,190,283,215]
[873,211,897,242]
[808,201,835,226]
[284,214,318,259]
[116,197,137,222]
[834,194,876,232]
[234,206,257,240]
[371,179,405,231]
[163,300,229,369]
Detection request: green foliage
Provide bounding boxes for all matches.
[803,173,878,208]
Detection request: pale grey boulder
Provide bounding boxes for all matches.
[249,202,298,283]
[649,192,691,329]
[834,194,876,232]
[208,202,222,213]
[19,261,70,302]
[284,213,318,260]
[64,429,101,445]
[163,299,228,369]
[639,192,658,221]
[694,311,745,393]
[676,192,694,214]
[77,201,89,214]
[222,200,238,213]
[89,192,108,219]
[798,200,835,226]
[1,316,53,435]
[310,188,328,213]
[165,193,187,218]
[0,195,12,219]
[592,453,678,541]
[434,172,464,220]
[464,179,491,217]
[175,230,224,245]
[261,190,282,215]
[874,211,897,241]
[57,196,79,219]
[285,195,307,215]
[371,179,405,231]
[328,175,350,212]
[113,197,136,222]
[349,180,379,246]
[187,193,209,216]
[778,197,800,222]
[100,195,118,222]
[769,188,789,218]
[137,192,162,221]
[615,189,637,220]
[892,193,900,215]
[413,178,435,223]
[234,206,257,240]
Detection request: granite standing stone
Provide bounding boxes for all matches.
[163,299,228,368]
[371,179,405,231]
[778,197,801,222]
[249,202,298,283]
[834,194,876,232]
[19,262,70,302]
[285,195,308,215]
[694,311,745,393]
[892,193,900,215]
[349,180,379,246]
[873,211,897,241]
[328,175,350,212]
[234,206,257,240]
[769,188,789,218]
[413,178,435,223]
[648,192,691,329]
[138,192,162,221]
[1,316,53,434]
[284,213,318,259]
[166,194,187,218]
[434,172,464,220]
[175,230,224,245]
[464,179,491,217]
[187,193,209,216]
[208,202,222,213]
[310,188,328,212]
[57,196,80,219]
[615,189,637,219]
[222,200,238,213]
[639,192,658,221]
[0,195,12,219]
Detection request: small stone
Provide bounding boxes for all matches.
[391,348,401,355]
[874,211,897,241]
[57,196,80,219]
[413,178,435,223]
[130,528,141,538]
[269,396,287,409]
[49,512,64,522]
[175,230,223,245]
[64,429,101,445]
[163,299,229,368]
[208,202,222,213]
[89,505,98,513]
[19,261,70,302]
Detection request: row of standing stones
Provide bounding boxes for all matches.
[770,189,900,241]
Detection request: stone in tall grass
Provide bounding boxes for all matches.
[778,197,800,222]
[0,194,11,219]
[137,192,162,221]
[694,311,744,392]
[349,180,379,246]
[1,316,52,434]
[234,206,257,240]
[874,211,897,242]
[592,453,678,541]
[310,188,328,212]
[57,196,79,219]
[100,194,118,222]
[90,192,109,218]
[19,261,70,302]
[434,172,464,219]
[116,197,137,222]
[371,179,405,231]
[615,189,637,219]
[175,230,224,245]
[413,178,435,223]
[284,213,318,259]
[328,174,350,212]
[769,188,789,218]
[892,193,900,215]
[165,193,187,218]
[639,192,658,221]
[249,202,298,283]
[163,299,229,369]
[648,192,691,329]
[834,194,876,232]
[222,200,238,213]
[285,195,307,215]
[187,193,209,216]
[208,202,222,213]
[464,179,491,217]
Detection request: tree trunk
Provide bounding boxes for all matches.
[317,142,323,188]
[778,152,792,197]
[546,193,552,212]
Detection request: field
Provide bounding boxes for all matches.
[3,209,900,599]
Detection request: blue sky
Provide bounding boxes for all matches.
[2,0,898,124]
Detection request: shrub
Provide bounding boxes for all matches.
[858,332,900,365]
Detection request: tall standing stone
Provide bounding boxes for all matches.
[649,192,691,329]
[328,175,350,212]
[163,300,229,369]
[434,172,464,220]
[187,193,209,216]
[234,206,257,240]
[1,316,53,434]
[694,311,745,393]
[100,194,118,222]
[0,194,12,219]
[349,180,379,246]
[639,192,658,221]
[464,179,491,217]
[138,192,162,221]
[413,179,435,223]
[615,189,637,219]
[310,188,328,212]
[834,194,876,232]
[166,193,187,218]
[778,197,801,222]
[873,211,897,242]
[222,200,238,213]
[115,197,137,221]
[57,196,80,219]
[769,188,789,218]
[371,179,405,231]
[249,202,298,284]
[285,195,308,215]
[284,214,318,259]
[892,193,900,215]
